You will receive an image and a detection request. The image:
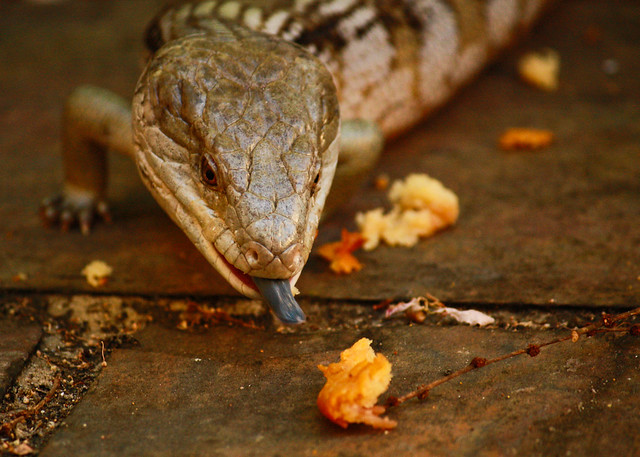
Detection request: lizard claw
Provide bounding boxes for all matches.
[96,200,112,224]
[78,207,93,235]
[60,208,74,232]
[40,190,111,235]
[40,195,62,225]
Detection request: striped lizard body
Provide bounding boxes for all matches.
[146,0,548,138]
[43,0,548,323]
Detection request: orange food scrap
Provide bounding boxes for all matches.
[356,174,459,250]
[81,260,113,287]
[317,229,365,274]
[518,49,560,91]
[12,272,28,283]
[317,338,396,429]
[499,128,554,151]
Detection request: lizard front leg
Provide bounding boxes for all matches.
[41,85,133,234]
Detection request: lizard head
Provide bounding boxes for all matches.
[132,30,339,323]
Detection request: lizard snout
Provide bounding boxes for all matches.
[243,241,303,277]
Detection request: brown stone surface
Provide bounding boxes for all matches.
[1,0,639,306]
[0,321,42,398]
[40,323,640,457]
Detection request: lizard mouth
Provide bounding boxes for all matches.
[215,247,261,296]
[212,243,305,323]
[211,242,301,297]
[135,154,304,323]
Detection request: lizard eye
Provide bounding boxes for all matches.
[201,155,219,188]
[311,171,320,195]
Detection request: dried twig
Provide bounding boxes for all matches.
[101,341,107,367]
[177,302,262,330]
[387,307,640,407]
[0,376,61,435]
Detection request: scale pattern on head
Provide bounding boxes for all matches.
[132,22,339,284]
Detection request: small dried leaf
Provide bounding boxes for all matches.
[434,307,495,326]
[317,229,365,274]
[385,298,423,318]
[12,442,34,456]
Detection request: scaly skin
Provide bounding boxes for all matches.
[134,24,339,308]
[42,0,548,323]
[148,0,549,137]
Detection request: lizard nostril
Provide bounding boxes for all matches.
[244,242,274,270]
[247,248,259,265]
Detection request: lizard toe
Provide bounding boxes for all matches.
[39,191,109,234]
[39,195,62,226]
[96,200,112,224]
[79,208,94,235]
[59,208,75,232]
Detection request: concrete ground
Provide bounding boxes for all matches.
[1,0,639,455]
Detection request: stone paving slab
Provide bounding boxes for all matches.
[0,320,42,398]
[41,323,640,457]
[1,0,639,307]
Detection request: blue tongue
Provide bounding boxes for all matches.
[252,277,306,324]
